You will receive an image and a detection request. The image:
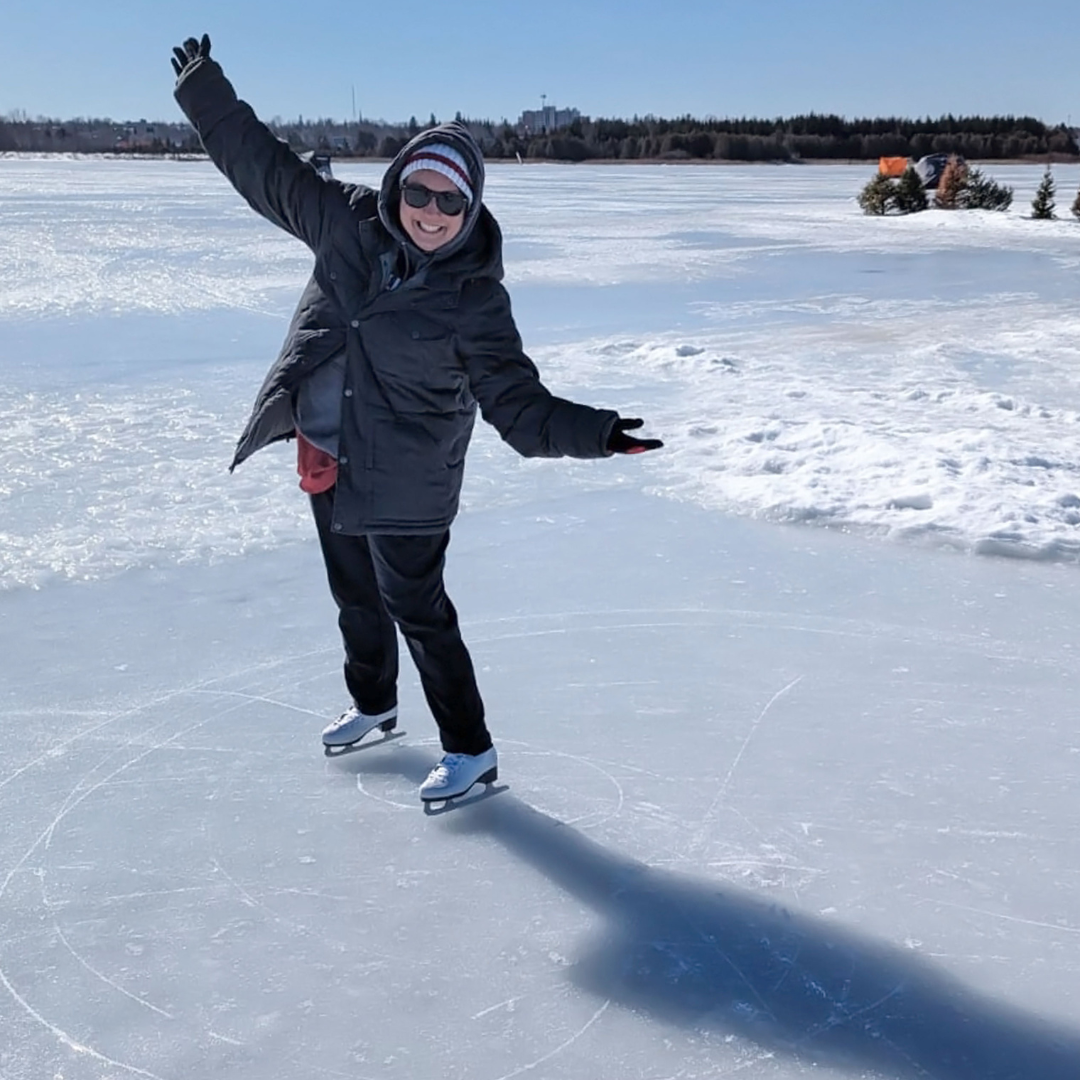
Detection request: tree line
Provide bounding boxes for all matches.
[501,113,1079,162]
[2,110,1076,162]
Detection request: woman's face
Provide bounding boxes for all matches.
[397,168,466,252]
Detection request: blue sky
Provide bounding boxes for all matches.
[2,0,1077,125]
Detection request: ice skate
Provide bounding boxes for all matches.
[419,747,498,803]
[322,705,398,755]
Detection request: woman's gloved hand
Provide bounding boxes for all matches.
[171,33,212,78]
[607,418,663,455]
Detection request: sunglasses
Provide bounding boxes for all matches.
[401,182,468,217]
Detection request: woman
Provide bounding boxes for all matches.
[170,35,662,802]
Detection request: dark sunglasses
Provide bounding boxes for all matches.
[401,182,468,217]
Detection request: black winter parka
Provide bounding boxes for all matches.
[174,59,619,535]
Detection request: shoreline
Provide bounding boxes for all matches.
[3,150,1078,168]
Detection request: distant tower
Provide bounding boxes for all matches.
[540,94,547,134]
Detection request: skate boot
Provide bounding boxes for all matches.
[322,705,397,750]
[419,747,498,802]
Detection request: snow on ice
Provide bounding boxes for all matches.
[2,160,1080,590]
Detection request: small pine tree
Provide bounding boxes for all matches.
[858,173,897,215]
[934,156,968,209]
[1071,184,1080,220]
[962,167,1013,211]
[894,166,929,213]
[1031,167,1056,219]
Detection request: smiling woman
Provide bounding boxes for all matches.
[398,174,465,250]
[167,33,662,806]
[396,140,473,251]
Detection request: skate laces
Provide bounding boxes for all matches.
[434,754,467,778]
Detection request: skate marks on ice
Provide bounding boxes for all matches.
[0,644,628,1079]
[444,793,1080,1080]
[333,735,1080,1079]
[0,694,260,1080]
[684,674,804,863]
[4,594,1079,1079]
[0,654,345,1080]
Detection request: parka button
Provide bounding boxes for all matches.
[329,271,337,280]
[411,330,420,339]
[343,388,353,397]
[339,455,349,465]
[350,319,359,328]
[332,522,343,532]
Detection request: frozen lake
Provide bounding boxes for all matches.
[3,159,1080,589]
[2,158,1079,1079]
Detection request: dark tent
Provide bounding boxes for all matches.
[914,154,965,190]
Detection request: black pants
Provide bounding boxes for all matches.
[310,490,491,756]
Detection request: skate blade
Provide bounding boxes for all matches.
[422,781,508,816]
[323,729,405,758]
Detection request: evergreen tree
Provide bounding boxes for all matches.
[352,130,376,154]
[894,166,929,213]
[1031,167,1056,219]
[377,135,405,158]
[858,174,897,215]
[961,167,1013,211]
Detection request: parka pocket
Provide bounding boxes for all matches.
[362,312,466,413]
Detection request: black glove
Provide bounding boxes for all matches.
[171,33,212,78]
[607,417,663,455]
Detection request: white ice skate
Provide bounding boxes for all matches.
[419,747,498,802]
[322,705,397,753]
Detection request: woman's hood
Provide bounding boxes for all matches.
[378,121,501,279]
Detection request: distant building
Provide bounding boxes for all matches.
[114,120,193,151]
[518,105,579,136]
[115,122,158,150]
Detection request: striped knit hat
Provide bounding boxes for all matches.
[399,143,474,205]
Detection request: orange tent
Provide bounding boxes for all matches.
[878,156,909,177]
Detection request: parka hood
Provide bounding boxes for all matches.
[378,121,502,280]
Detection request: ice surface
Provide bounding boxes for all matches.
[2,158,1080,1079]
